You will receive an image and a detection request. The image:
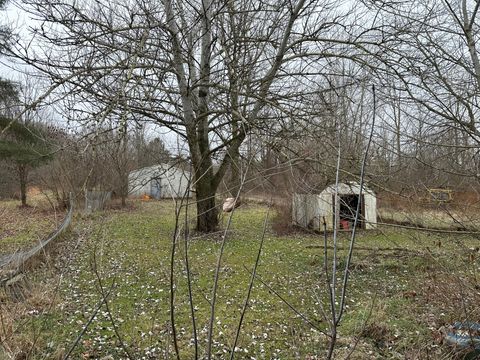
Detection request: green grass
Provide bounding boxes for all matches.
[379,206,480,231]
[4,200,480,359]
[0,198,65,255]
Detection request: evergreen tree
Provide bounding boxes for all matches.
[0,0,52,205]
[0,116,52,205]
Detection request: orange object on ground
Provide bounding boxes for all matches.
[340,219,350,230]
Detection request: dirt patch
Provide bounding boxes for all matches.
[360,323,394,349]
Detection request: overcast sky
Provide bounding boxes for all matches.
[0,1,30,81]
[0,2,188,154]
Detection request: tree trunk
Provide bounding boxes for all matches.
[195,180,218,232]
[120,123,129,208]
[188,125,220,232]
[228,145,241,197]
[18,164,28,206]
[120,173,128,207]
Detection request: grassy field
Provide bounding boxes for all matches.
[0,196,66,256]
[378,206,480,231]
[1,200,480,359]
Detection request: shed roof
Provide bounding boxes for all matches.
[320,182,375,196]
[129,163,190,178]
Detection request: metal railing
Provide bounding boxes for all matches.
[0,196,74,286]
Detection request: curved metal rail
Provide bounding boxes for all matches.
[0,199,74,285]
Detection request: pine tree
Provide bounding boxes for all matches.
[0,116,52,205]
[0,0,51,205]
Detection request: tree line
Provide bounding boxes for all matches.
[0,0,479,229]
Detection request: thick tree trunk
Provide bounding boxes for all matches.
[190,139,221,231]
[197,189,218,233]
[188,125,220,232]
[18,165,28,207]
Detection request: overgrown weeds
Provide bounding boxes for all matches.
[1,200,479,358]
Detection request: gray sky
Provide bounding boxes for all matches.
[0,2,30,81]
[0,2,186,154]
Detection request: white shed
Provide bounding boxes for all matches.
[128,164,191,199]
[292,182,377,231]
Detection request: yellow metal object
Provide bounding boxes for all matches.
[428,188,453,202]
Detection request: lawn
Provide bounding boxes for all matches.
[0,196,66,256]
[1,199,479,359]
[378,206,480,231]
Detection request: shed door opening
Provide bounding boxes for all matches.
[150,178,162,199]
[337,194,364,230]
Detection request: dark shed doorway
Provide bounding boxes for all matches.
[337,194,364,230]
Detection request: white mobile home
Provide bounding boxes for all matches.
[292,182,377,231]
[129,164,191,199]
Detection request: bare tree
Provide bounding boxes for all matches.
[11,0,370,231]
[366,1,480,147]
